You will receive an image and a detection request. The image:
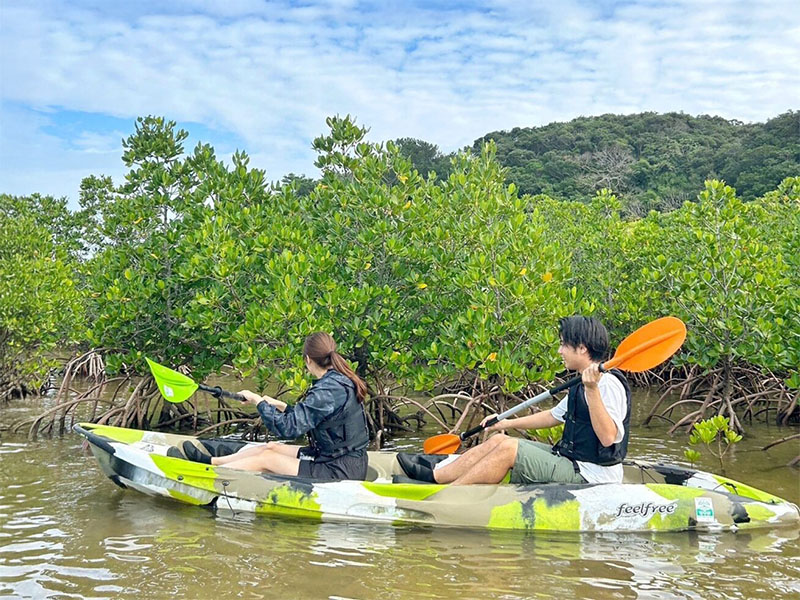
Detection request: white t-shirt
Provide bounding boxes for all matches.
[550,372,627,484]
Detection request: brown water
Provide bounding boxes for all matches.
[1,388,799,599]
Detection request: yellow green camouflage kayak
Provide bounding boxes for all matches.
[74,423,800,532]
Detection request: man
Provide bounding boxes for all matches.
[431,315,631,486]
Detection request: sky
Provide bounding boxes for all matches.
[1,0,799,207]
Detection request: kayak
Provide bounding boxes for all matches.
[74,423,800,533]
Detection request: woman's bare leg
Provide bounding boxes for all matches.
[212,442,300,466]
[267,443,303,458]
[221,448,301,475]
[212,444,266,465]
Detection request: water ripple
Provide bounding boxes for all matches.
[0,420,799,599]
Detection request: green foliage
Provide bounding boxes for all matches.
[409,145,580,392]
[686,416,743,472]
[79,115,581,397]
[636,180,796,373]
[9,112,798,425]
[392,138,453,181]
[0,194,85,391]
[528,423,564,445]
[82,116,233,375]
[754,176,800,387]
[683,449,702,467]
[534,188,643,343]
[474,111,800,212]
[218,117,577,393]
[278,173,317,197]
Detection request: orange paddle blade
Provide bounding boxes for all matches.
[423,433,461,455]
[605,316,686,372]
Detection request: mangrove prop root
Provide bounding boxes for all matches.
[761,432,800,452]
[650,362,796,435]
[19,357,798,450]
[762,432,800,469]
[22,353,258,437]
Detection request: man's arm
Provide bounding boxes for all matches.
[582,363,618,447]
[484,409,562,432]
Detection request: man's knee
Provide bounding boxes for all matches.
[492,436,518,467]
[484,433,508,449]
[500,435,518,454]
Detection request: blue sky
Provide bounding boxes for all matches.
[1,0,798,207]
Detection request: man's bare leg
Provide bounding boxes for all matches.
[450,437,518,485]
[433,434,508,483]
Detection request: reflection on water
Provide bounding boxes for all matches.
[1,390,800,599]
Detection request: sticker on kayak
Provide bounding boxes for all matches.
[163,385,175,398]
[695,497,715,522]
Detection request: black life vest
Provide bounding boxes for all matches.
[552,369,632,466]
[306,371,369,463]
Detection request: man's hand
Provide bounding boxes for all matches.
[581,362,602,389]
[481,413,505,432]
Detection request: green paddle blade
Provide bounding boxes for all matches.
[145,358,199,403]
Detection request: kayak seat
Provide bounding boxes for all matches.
[364,465,381,481]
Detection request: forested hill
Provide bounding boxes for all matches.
[393,111,798,213]
[471,111,799,212]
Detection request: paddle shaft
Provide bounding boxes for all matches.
[198,383,247,402]
[459,362,618,440]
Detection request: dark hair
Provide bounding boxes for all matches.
[558,316,609,361]
[303,332,367,403]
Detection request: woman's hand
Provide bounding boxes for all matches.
[238,390,288,412]
[238,390,288,413]
[238,389,264,406]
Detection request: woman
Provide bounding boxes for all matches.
[183,332,370,481]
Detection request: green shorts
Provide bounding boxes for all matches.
[510,440,587,484]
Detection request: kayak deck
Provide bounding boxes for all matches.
[74,422,800,532]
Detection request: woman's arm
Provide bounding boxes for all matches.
[239,389,287,412]
[244,381,340,439]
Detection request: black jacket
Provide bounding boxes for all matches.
[552,369,632,466]
[257,370,369,462]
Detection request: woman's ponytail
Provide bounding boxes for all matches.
[303,332,368,403]
[329,352,367,403]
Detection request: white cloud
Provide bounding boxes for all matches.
[1,0,798,205]
[71,131,125,154]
